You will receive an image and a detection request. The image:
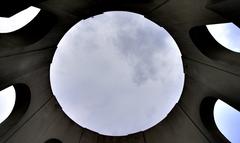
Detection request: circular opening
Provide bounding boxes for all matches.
[207,23,240,53]
[0,6,40,33]
[50,11,185,136]
[0,86,16,124]
[214,100,240,143]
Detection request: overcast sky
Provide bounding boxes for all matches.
[0,6,39,33]
[0,7,239,141]
[207,23,240,53]
[50,11,184,136]
[0,86,15,123]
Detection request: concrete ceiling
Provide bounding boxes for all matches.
[0,0,240,142]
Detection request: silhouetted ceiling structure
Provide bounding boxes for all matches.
[0,0,240,143]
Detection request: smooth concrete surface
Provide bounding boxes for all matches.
[0,0,240,142]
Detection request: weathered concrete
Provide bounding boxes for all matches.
[0,0,239,142]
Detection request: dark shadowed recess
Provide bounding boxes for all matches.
[45,138,62,143]
[0,84,31,137]
[0,0,46,17]
[189,25,240,66]
[200,97,239,143]
[200,97,228,143]
[201,0,240,65]
[0,10,56,57]
[200,97,235,143]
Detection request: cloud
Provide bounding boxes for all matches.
[50,11,184,136]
